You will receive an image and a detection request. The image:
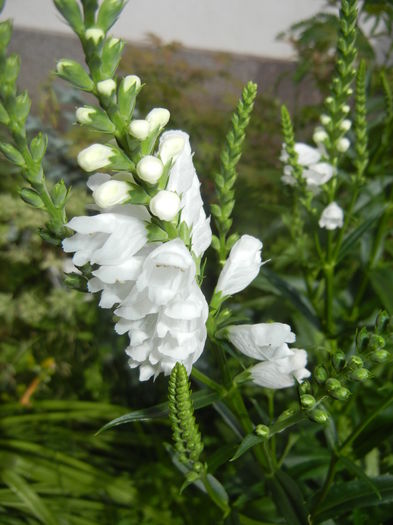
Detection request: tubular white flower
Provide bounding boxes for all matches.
[129,119,150,140]
[77,144,113,172]
[319,202,344,230]
[149,190,180,221]
[85,27,105,44]
[227,323,296,360]
[303,162,334,187]
[137,156,163,184]
[216,235,262,297]
[123,74,141,91]
[146,107,170,132]
[76,107,95,124]
[159,132,186,166]
[337,137,350,153]
[92,179,130,208]
[295,143,321,165]
[250,349,311,389]
[97,79,116,96]
[340,119,352,132]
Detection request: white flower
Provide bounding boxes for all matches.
[137,156,163,184]
[146,108,170,132]
[129,119,150,140]
[227,323,296,360]
[123,74,141,91]
[92,179,130,208]
[97,79,116,96]
[320,114,331,126]
[285,143,321,166]
[319,202,344,230]
[342,104,350,114]
[250,349,311,389]
[149,190,180,221]
[77,144,113,172]
[216,235,262,297]
[76,107,95,124]
[85,27,105,43]
[159,132,186,166]
[337,137,350,153]
[135,238,196,306]
[303,162,334,187]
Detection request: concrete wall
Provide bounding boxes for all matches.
[3,0,326,59]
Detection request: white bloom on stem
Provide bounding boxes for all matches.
[313,127,328,145]
[129,119,150,140]
[85,27,105,44]
[319,202,344,230]
[216,235,262,297]
[303,162,334,187]
[281,142,334,188]
[77,144,113,172]
[146,108,170,132]
[149,190,180,221]
[340,119,352,132]
[320,114,331,126]
[76,107,95,124]
[159,132,186,166]
[227,323,296,360]
[342,104,350,114]
[337,137,350,153]
[92,179,130,208]
[280,143,321,166]
[250,349,311,389]
[123,74,141,91]
[137,156,163,184]
[97,79,116,96]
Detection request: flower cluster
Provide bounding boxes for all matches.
[227,323,311,389]
[63,94,212,380]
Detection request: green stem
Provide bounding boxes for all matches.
[191,368,225,395]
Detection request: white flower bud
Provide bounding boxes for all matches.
[346,87,353,95]
[76,107,95,124]
[159,134,185,165]
[337,137,350,152]
[97,79,116,96]
[313,127,328,145]
[85,27,105,44]
[108,37,120,48]
[77,144,113,172]
[146,108,170,132]
[326,97,334,105]
[129,119,150,140]
[320,114,331,126]
[149,190,180,221]
[319,202,344,230]
[92,180,130,208]
[340,119,352,132]
[123,75,141,91]
[342,104,350,114]
[137,156,164,184]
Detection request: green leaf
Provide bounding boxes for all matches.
[96,389,220,434]
[268,472,308,525]
[19,188,45,209]
[313,476,393,523]
[337,212,382,263]
[253,268,321,329]
[231,434,263,462]
[369,267,393,313]
[339,456,381,500]
[1,469,57,525]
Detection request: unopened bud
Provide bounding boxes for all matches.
[255,424,269,438]
[326,378,341,393]
[337,137,350,152]
[314,365,328,384]
[342,104,350,114]
[372,349,389,363]
[92,179,130,208]
[77,144,113,172]
[146,107,170,132]
[159,134,185,165]
[326,97,334,105]
[56,59,94,91]
[320,114,331,126]
[76,107,95,124]
[278,408,296,421]
[351,368,369,382]
[129,119,149,140]
[97,78,116,96]
[137,155,164,184]
[340,119,351,132]
[313,127,328,144]
[300,394,316,409]
[376,310,390,333]
[85,27,105,44]
[369,334,385,351]
[311,409,329,424]
[123,74,141,91]
[348,356,363,369]
[149,190,180,221]
[332,387,351,401]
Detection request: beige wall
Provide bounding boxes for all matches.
[3,0,325,59]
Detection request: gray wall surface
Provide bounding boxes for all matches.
[3,0,325,59]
